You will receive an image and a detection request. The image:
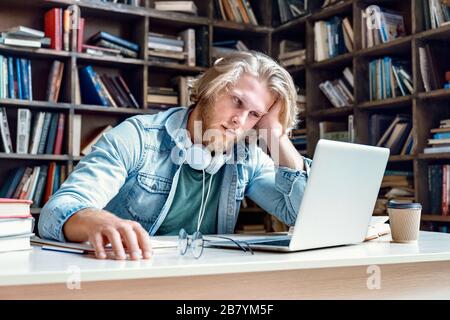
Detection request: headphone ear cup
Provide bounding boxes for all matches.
[171,146,187,165]
[186,144,212,171]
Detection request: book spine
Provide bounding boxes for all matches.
[45,112,59,154]
[29,111,45,155]
[96,39,138,58]
[7,57,15,99]
[27,59,32,100]
[37,112,53,154]
[0,107,13,153]
[13,167,33,199]
[31,165,48,208]
[16,108,31,154]
[116,76,139,108]
[53,113,65,155]
[94,32,139,52]
[443,165,448,216]
[43,162,56,204]
[78,18,85,53]
[63,9,70,51]
[15,58,23,99]
[19,59,29,100]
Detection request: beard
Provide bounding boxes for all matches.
[199,103,242,154]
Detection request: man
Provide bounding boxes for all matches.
[39,51,312,260]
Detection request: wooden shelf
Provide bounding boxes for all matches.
[148,9,209,26]
[0,44,71,59]
[212,20,271,33]
[415,23,450,41]
[309,52,353,69]
[0,153,70,161]
[357,96,413,110]
[147,61,207,73]
[355,36,412,58]
[309,106,353,119]
[417,89,450,101]
[417,153,450,160]
[422,215,450,223]
[389,155,415,162]
[73,104,155,115]
[272,15,309,34]
[310,0,354,21]
[75,52,145,66]
[286,65,306,74]
[0,99,72,110]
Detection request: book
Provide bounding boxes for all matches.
[16,108,31,154]
[364,216,391,241]
[81,125,113,156]
[2,26,44,38]
[89,31,139,52]
[72,114,82,157]
[44,8,62,51]
[31,235,178,254]
[154,1,198,15]
[0,198,32,219]
[0,107,13,153]
[0,233,33,253]
[0,217,34,238]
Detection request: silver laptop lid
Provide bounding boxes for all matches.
[289,140,389,251]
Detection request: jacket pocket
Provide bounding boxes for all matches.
[126,173,172,224]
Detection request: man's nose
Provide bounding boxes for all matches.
[232,112,247,128]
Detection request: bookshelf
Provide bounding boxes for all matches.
[1,0,449,234]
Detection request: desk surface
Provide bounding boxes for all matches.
[1,231,450,286]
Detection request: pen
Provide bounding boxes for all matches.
[41,245,85,255]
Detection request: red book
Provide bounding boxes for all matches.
[53,113,66,155]
[78,17,85,53]
[0,198,32,219]
[44,8,62,51]
[43,162,56,204]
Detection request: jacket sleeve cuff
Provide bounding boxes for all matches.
[275,157,311,195]
[38,195,93,242]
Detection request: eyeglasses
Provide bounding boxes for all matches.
[178,228,254,259]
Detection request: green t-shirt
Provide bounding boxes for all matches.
[155,164,224,236]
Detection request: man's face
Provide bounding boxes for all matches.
[199,73,276,152]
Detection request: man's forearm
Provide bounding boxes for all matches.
[63,208,102,242]
[267,133,304,171]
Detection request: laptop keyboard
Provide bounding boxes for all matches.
[251,239,291,247]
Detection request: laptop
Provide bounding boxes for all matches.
[206,139,390,252]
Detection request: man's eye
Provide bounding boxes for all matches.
[251,112,261,118]
[233,96,242,106]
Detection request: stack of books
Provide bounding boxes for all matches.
[154,1,198,15]
[212,40,249,60]
[148,29,195,66]
[78,66,139,108]
[278,40,305,68]
[147,86,179,110]
[374,171,414,215]
[0,26,49,48]
[422,0,450,30]
[276,0,308,24]
[369,57,412,101]
[319,67,354,108]
[319,117,354,143]
[361,5,406,49]
[372,114,413,155]
[424,119,450,154]
[0,56,33,100]
[0,108,65,155]
[173,76,195,107]
[215,0,258,25]
[0,163,65,207]
[87,31,139,58]
[314,16,353,62]
[45,5,84,52]
[0,199,34,253]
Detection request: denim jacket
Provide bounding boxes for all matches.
[39,107,312,242]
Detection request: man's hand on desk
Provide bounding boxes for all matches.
[63,208,153,261]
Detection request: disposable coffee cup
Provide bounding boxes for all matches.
[387,200,422,243]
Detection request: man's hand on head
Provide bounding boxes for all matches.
[255,99,285,139]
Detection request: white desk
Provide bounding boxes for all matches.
[1,231,450,299]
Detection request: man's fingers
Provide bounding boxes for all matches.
[133,223,153,260]
[103,228,126,260]
[90,233,107,259]
[119,225,141,260]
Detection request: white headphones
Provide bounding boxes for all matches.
[171,143,230,175]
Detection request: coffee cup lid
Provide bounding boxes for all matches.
[387,200,422,210]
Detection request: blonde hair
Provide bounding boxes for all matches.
[190,51,299,131]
